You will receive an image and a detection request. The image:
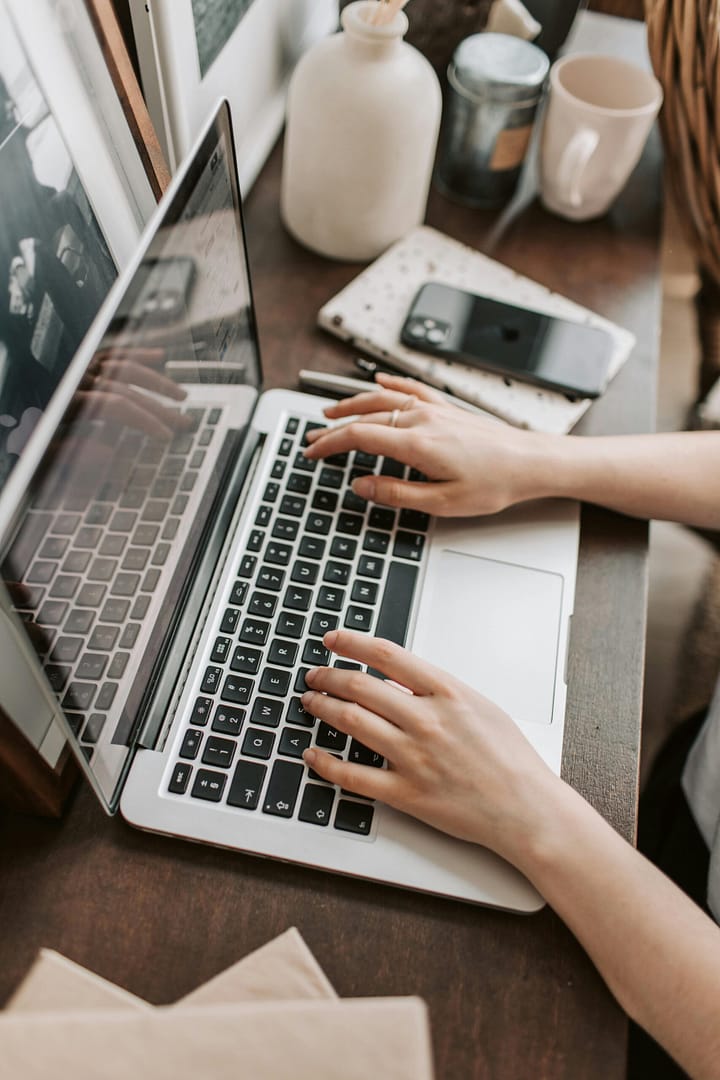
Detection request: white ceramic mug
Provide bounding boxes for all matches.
[539,53,663,221]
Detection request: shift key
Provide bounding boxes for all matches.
[262,760,303,818]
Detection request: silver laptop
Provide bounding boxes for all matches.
[0,102,578,913]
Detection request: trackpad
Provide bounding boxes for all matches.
[415,550,563,726]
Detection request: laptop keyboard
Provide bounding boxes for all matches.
[168,415,430,839]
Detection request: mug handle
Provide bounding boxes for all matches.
[557,128,600,209]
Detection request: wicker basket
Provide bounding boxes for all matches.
[645,0,720,283]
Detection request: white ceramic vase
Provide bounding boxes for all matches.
[281,0,442,261]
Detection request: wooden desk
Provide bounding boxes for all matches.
[0,14,661,1079]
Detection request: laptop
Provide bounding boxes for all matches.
[0,102,579,913]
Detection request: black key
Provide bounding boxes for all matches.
[279,495,306,518]
[180,728,203,759]
[299,784,335,826]
[334,799,374,835]
[294,668,311,693]
[330,536,357,560]
[160,456,183,477]
[190,697,213,726]
[298,536,326,560]
[363,531,390,554]
[292,451,316,474]
[278,726,312,758]
[96,683,118,710]
[255,505,272,527]
[212,705,245,736]
[373,561,418,650]
[229,581,249,606]
[348,739,384,768]
[259,668,291,697]
[311,490,337,513]
[302,639,329,665]
[118,619,139,644]
[286,696,314,727]
[334,660,362,670]
[268,638,299,666]
[45,664,70,692]
[285,417,300,434]
[342,490,367,514]
[301,421,325,446]
[358,555,384,579]
[318,466,343,490]
[230,646,262,675]
[336,512,363,536]
[201,666,222,694]
[351,581,378,604]
[326,452,349,468]
[207,407,221,424]
[283,586,312,612]
[50,637,83,664]
[247,529,265,552]
[265,542,292,566]
[308,753,341,782]
[323,561,350,586]
[62,682,96,712]
[227,759,267,809]
[202,736,236,769]
[221,674,254,705]
[263,481,280,503]
[257,566,285,592]
[242,726,275,759]
[250,697,283,727]
[287,472,311,494]
[238,555,257,578]
[306,512,331,536]
[76,653,109,681]
[263,760,304,817]
[37,600,68,627]
[316,722,348,752]
[276,611,306,638]
[211,636,232,663]
[381,458,405,478]
[393,530,425,562]
[278,437,293,456]
[27,561,55,585]
[191,768,226,802]
[198,428,214,447]
[272,517,299,541]
[168,762,192,795]
[249,590,277,618]
[239,618,269,645]
[309,612,338,637]
[291,560,318,585]
[399,508,430,532]
[316,586,345,612]
[82,713,106,744]
[271,460,286,480]
[66,608,96,633]
[408,468,426,483]
[220,607,240,634]
[354,451,377,469]
[368,507,396,531]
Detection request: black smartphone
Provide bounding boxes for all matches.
[400,282,615,399]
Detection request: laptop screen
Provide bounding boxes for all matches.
[0,102,262,809]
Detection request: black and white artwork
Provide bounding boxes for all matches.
[191,0,257,79]
[0,3,116,484]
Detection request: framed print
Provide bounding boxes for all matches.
[129,0,339,190]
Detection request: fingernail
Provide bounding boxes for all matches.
[353,475,375,499]
[303,748,317,765]
[323,630,338,648]
[301,690,313,703]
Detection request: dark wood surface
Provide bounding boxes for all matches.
[0,16,662,1080]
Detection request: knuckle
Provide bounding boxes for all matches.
[345,672,366,699]
[373,637,399,668]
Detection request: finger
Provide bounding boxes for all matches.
[304,664,418,732]
[94,346,167,367]
[351,473,446,513]
[374,371,449,406]
[302,747,396,802]
[323,629,442,696]
[114,385,194,430]
[97,359,186,400]
[301,687,404,760]
[302,419,412,462]
[77,390,174,439]
[321,388,419,421]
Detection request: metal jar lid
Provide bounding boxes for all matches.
[450,33,550,104]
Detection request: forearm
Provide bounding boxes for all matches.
[516,782,720,1079]
[535,431,720,530]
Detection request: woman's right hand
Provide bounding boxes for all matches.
[303,372,564,518]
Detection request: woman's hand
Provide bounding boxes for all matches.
[303,372,564,518]
[301,629,566,870]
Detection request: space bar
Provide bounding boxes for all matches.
[369,561,418,675]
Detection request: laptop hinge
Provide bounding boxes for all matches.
[134,430,265,751]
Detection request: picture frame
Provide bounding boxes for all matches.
[128,0,339,191]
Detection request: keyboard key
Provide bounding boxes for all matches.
[334,660,362,670]
[257,566,285,591]
[27,561,55,585]
[191,769,226,802]
[299,784,335,826]
[230,646,262,675]
[121,549,149,572]
[286,696,314,727]
[76,584,106,608]
[242,727,275,759]
[239,618,269,645]
[278,727,312,758]
[271,460,286,480]
[227,759,267,809]
[298,536,326,560]
[330,537,357,560]
[283,586,312,612]
[276,612,306,639]
[316,586,345,612]
[62,551,90,574]
[336,512,363,536]
[306,512,331,536]
[202,736,236,769]
[268,638,299,667]
[249,591,277,618]
[363,531,390,554]
[399,509,430,532]
[212,705,245,736]
[221,674,254,705]
[201,666,222,694]
[348,739,384,768]
[44,664,70,692]
[220,607,240,634]
[37,600,68,627]
[75,526,102,549]
[334,799,374,835]
[309,612,338,636]
[287,472,311,494]
[211,636,232,663]
[263,482,280,503]
[62,682,96,712]
[248,529,265,552]
[180,728,203,759]
[238,555,257,578]
[357,555,384,579]
[259,668,291,697]
[285,417,300,434]
[190,697,213,726]
[351,581,378,604]
[263,760,303,818]
[354,451,377,469]
[66,609,96,633]
[272,517,299,541]
[95,683,118,711]
[291,560,318,585]
[311,490,337,513]
[265,542,292,566]
[316,722,348,752]
[50,637,83,664]
[111,572,140,597]
[278,437,293,456]
[294,668,311,693]
[323,561,350,586]
[393,530,426,561]
[82,713,106,744]
[100,534,127,557]
[302,639,329,665]
[344,606,373,632]
[168,762,192,795]
[279,495,306,518]
[301,422,325,446]
[229,581,249,606]
[250,697,283,727]
[53,513,81,535]
[256,505,272,527]
[76,653,109,681]
[369,507,396,531]
[50,575,80,599]
[119,623,140,649]
[342,490,366,514]
[318,466,343,490]
[381,458,405,478]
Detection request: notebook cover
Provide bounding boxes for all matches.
[318,225,635,435]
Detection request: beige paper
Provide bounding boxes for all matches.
[7,928,335,1014]
[0,999,435,1080]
